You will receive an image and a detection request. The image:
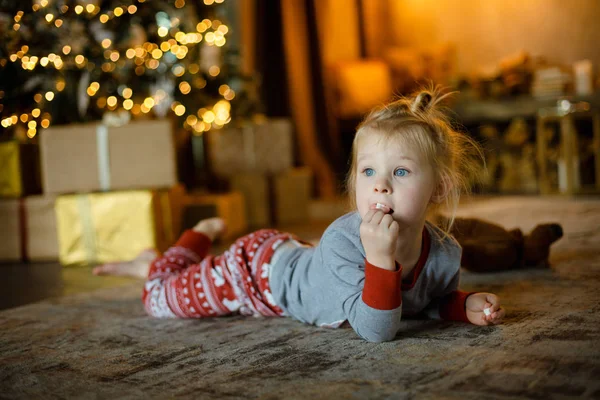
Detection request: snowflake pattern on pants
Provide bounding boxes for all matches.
[142,229,300,319]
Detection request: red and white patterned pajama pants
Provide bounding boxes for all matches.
[142,229,300,319]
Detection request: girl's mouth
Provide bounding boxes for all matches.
[372,203,394,214]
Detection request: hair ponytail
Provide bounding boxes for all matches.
[410,91,433,113]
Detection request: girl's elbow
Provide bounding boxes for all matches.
[355,328,397,343]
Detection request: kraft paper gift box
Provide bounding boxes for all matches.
[0,141,42,198]
[55,187,182,266]
[40,119,177,195]
[230,173,271,228]
[179,191,247,241]
[0,196,59,262]
[273,167,313,225]
[205,118,293,178]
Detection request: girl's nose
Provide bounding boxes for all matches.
[374,180,391,193]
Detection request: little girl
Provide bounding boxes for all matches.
[100,88,507,342]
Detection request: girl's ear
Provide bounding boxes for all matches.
[431,175,453,204]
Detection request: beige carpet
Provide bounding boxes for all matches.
[1,196,599,399]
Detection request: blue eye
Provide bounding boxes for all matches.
[363,168,374,177]
[394,168,408,177]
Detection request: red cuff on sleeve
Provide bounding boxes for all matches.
[175,229,212,258]
[439,290,475,323]
[361,260,403,310]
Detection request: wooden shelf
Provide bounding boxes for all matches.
[452,93,600,123]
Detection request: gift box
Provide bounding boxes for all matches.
[40,119,177,195]
[230,174,271,228]
[205,119,293,178]
[180,191,247,240]
[55,187,183,266]
[0,141,42,198]
[274,167,313,225]
[0,196,59,262]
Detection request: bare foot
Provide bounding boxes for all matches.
[192,217,226,241]
[92,248,158,279]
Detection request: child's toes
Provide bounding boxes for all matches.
[93,261,148,278]
[93,263,118,276]
[138,248,159,262]
[193,217,227,241]
[210,218,227,235]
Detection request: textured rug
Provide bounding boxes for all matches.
[1,196,599,399]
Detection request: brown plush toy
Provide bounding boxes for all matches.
[437,216,564,273]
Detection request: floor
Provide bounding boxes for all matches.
[1,195,600,399]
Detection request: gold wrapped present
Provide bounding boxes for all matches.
[0,141,42,198]
[55,187,183,266]
[0,196,59,262]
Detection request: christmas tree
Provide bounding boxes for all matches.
[0,0,256,141]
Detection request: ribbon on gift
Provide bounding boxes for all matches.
[77,194,98,265]
[96,111,131,191]
[96,125,111,192]
[18,198,29,262]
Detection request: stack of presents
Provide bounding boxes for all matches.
[0,117,312,266]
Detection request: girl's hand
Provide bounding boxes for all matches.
[465,292,505,326]
[360,209,399,271]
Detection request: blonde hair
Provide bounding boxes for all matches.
[345,86,484,236]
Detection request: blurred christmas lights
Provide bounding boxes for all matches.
[1,0,234,137]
